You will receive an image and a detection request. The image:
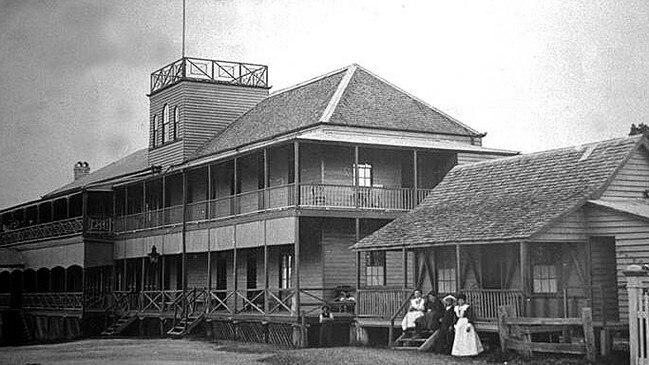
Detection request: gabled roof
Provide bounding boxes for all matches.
[44,148,150,198]
[588,199,649,221]
[192,64,482,158]
[352,135,645,250]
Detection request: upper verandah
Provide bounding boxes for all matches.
[150,57,269,94]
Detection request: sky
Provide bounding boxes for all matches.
[1,0,649,209]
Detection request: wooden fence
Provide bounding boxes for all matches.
[626,268,649,365]
[498,305,596,361]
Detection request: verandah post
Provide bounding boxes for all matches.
[402,247,408,289]
[455,244,461,292]
[520,241,530,316]
[582,307,596,362]
[293,141,300,316]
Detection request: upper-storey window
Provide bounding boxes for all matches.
[354,163,372,187]
[173,106,179,140]
[162,104,170,143]
[153,115,161,147]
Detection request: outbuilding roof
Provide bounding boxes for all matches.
[192,64,482,158]
[352,135,646,250]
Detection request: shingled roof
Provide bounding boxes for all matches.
[192,64,482,158]
[352,135,646,250]
[44,148,150,198]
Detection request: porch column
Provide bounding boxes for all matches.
[82,190,88,232]
[234,157,238,215]
[354,146,359,208]
[66,197,70,218]
[207,164,212,219]
[264,221,269,315]
[162,175,166,219]
[355,219,361,292]
[294,217,301,315]
[233,247,238,313]
[519,241,530,316]
[293,141,299,207]
[181,170,188,309]
[413,149,418,208]
[455,244,461,292]
[263,148,268,210]
[122,259,127,291]
[161,255,166,291]
[402,247,408,289]
[141,257,146,292]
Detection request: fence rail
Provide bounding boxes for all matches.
[150,57,269,93]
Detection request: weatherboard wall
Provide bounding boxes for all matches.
[600,147,649,199]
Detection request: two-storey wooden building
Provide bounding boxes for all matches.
[0,57,515,345]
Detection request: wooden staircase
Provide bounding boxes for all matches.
[391,330,439,351]
[167,313,205,338]
[100,313,137,336]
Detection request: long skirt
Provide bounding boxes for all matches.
[451,318,484,356]
[401,311,424,330]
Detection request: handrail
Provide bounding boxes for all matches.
[0,216,84,245]
[388,289,417,348]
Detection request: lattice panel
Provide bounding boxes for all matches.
[267,323,295,347]
[211,321,235,340]
[236,322,266,343]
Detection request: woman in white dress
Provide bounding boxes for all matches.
[401,290,425,331]
[451,293,484,356]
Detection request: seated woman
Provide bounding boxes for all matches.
[415,292,444,334]
[401,289,425,332]
[451,293,484,357]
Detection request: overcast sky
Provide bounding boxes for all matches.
[1,0,648,209]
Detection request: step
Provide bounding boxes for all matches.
[391,347,419,351]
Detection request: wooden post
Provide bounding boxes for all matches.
[294,216,300,315]
[581,307,596,362]
[140,257,145,292]
[402,247,408,289]
[293,141,299,207]
[625,266,648,365]
[207,233,212,314]
[354,146,359,208]
[233,247,238,313]
[455,244,461,292]
[81,190,88,232]
[263,148,268,210]
[355,218,361,312]
[233,157,238,215]
[264,221,269,315]
[161,255,165,291]
[497,306,509,352]
[207,164,212,220]
[413,149,418,207]
[519,242,530,316]
[181,170,188,316]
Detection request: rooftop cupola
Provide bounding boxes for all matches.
[147,57,270,168]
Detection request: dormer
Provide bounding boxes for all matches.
[147,57,270,168]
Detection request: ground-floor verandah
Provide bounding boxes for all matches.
[355,239,621,328]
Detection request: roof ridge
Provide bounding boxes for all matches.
[353,64,483,136]
[452,134,643,170]
[270,65,350,97]
[319,64,357,123]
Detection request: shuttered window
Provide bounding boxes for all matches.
[354,163,372,187]
[153,115,161,147]
[365,251,385,286]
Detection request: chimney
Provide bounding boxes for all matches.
[73,161,90,181]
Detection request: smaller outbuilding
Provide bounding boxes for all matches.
[352,134,649,327]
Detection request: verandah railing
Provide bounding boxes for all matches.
[356,288,412,319]
[114,184,431,233]
[463,288,525,320]
[0,217,84,245]
[22,292,83,310]
[299,184,433,210]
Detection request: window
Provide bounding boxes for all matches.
[173,106,179,140]
[162,104,170,144]
[533,265,557,293]
[280,253,293,289]
[153,115,161,147]
[365,251,385,286]
[437,268,457,294]
[531,245,560,293]
[354,163,372,187]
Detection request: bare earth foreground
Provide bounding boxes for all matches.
[0,338,620,365]
[0,338,493,365]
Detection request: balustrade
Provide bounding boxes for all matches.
[356,288,412,319]
[463,289,525,320]
[0,217,84,245]
[22,292,83,310]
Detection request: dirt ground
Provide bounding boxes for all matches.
[0,338,627,365]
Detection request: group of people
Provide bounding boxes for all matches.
[401,290,483,356]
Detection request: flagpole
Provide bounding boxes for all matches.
[182,0,186,58]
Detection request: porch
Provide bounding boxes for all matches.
[354,241,621,329]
